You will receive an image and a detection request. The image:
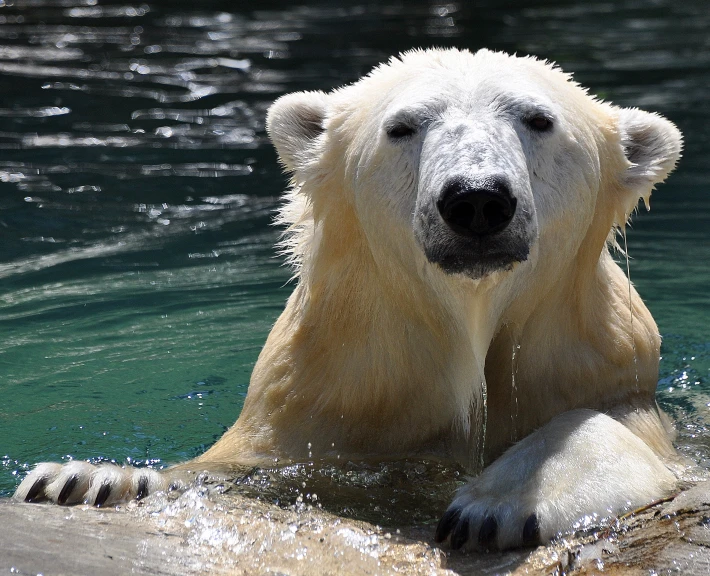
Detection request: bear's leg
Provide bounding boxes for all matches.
[435,409,677,551]
[13,462,167,506]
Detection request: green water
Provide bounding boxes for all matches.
[1,0,709,496]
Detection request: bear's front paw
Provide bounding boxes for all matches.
[434,410,677,551]
[14,461,167,506]
[435,491,543,551]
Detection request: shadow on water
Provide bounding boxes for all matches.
[215,460,465,528]
[0,0,709,533]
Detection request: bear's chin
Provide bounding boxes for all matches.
[428,248,530,280]
[419,229,532,280]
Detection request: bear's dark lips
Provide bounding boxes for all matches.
[417,214,533,279]
[427,244,530,279]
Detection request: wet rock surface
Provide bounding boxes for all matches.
[1,481,709,575]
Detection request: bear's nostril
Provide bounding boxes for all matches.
[437,178,517,237]
[446,202,476,230]
[482,195,516,229]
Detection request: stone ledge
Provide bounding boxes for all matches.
[1,482,708,575]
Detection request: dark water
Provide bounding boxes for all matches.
[1,0,709,496]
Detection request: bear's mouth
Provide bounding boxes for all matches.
[423,235,531,279]
[414,203,534,279]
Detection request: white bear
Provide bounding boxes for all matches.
[15,48,684,551]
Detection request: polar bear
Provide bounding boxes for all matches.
[15,48,684,551]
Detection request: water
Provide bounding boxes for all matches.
[1,0,709,507]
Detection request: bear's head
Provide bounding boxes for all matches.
[267,48,681,309]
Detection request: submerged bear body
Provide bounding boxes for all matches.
[16,48,684,551]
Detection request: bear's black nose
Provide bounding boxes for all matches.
[437,177,517,237]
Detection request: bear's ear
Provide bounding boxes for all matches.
[617,107,683,199]
[266,91,328,172]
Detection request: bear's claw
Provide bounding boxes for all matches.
[436,506,531,551]
[56,474,80,505]
[450,514,469,550]
[135,475,149,500]
[478,516,498,549]
[45,461,93,505]
[434,507,461,543]
[24,477,49,503]
[93,483,112,507]
[522,513,541,546]
[14,461,167,506]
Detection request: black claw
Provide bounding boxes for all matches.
[435,507,461,543]
[136,475,149,500]
[450,519,470,550]
[478,516,498,550]
[94,483,112,507]
[522,513,541,546]
[57,474,79,505]
[24,477,48,502]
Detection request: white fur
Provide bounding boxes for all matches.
[450,410,677,549]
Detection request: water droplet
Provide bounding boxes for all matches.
[511,338,520,442]
[621,227,639,391]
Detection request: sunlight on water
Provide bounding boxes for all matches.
[0,0,709,517]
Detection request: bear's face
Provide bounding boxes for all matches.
[267,49,681,290]
[375,68,583,279]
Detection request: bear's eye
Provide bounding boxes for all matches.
[386,122,417,140]
[526,114,554,133]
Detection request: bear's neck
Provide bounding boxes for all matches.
[239,216,502,463]
[482,230,662,461]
